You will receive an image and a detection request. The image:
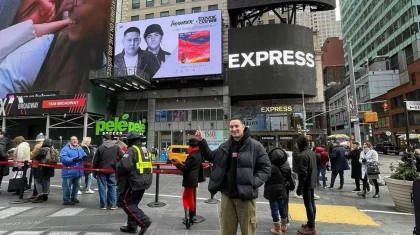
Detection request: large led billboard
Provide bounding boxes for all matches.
[114,10,222,80]
[0,0,117,98]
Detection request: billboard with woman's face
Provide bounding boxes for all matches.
[0,0,117,98]
[114,10,222,80]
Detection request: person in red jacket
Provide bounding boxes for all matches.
[315,146,329,189]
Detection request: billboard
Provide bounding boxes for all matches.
[0,0,117,98]
[228,24,317,97]
[0,93,87,116]
[114,10,222,80]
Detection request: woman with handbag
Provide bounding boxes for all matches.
[358,142,380,198]
[264,147,294,235]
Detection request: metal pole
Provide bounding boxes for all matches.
[345,87,352,139]
[83,113,88,138]
[302,91,306,136]
[405,100,411,153]
[46,114,50,138]
[347,41,361,143]
[1,116,5,132]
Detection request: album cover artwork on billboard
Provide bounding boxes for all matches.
[178,30,210,64]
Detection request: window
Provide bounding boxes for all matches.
[145,13,154,19]
[160,11,169,17]
[176,0,184,2]
[216,109,224,121]
[161,0,169,4]
[208,4,218,11]
[391,95,404,108]
[132,0,140,9]
[131,15,139,21]
[412,73,417,86]
[176,9,185,15]
[146,0,154,7]
[192,7,201,13]
[269,19,275,24]
[204,109,211,121]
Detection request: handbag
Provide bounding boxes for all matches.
[367,163,380,175]
[7,170,28,192]
[198,163,206,183]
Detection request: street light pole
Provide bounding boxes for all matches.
[302,90,307,137]
[345,86,352,139]
[347,41,362,143]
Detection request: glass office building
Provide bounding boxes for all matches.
[341,0,420,75]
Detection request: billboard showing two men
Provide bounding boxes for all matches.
[0,0,116,98]
[114,10,222,80]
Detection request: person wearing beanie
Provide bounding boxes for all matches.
[172,138,203,229]
[295,135,318,235]
[144,23,171,65]
[28,132,45,199]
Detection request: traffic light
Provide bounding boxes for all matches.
[383,102,388,113]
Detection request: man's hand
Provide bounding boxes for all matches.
[171,159,181,166]
[195,126,203,141]
[296,187,303,196]
[72,158,81,163]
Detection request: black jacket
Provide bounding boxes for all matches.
[292,147,300,173]
[116,141,152,192]
[331,145,350,171]
[198,128,271,200]
[34,140,55,179]
[346,148,362,179]
[82,145,94,174]
[93,140,124,170]
[296,136,317,190]
[176,149,202,188]
[114,49,160,79]
[0,137,9,176]
[264,148,292,201]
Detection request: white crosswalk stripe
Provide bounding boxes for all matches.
[3,233,115,235]
[48,208,86,217]
[46,232,80,235]
[8,232,43,235]
[0,207,32,219]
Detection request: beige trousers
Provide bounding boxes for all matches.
[220,193,257,235]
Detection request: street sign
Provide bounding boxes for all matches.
[406,101,420,111]
[306,123,313,126]
[348,95,354,110]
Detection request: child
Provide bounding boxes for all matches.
[172,138,202,229]
[264,147,293,235]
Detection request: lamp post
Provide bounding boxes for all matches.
[347,40,362,143]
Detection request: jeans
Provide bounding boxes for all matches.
[62,177,81,202]
[35,177,50,194]
[330,170,344,187]
[317,166,327,187]
[85,173,92,190]
[97,173,116,207]
[269,200,287,222]
[302,188,316,228]
[32,168,38,195]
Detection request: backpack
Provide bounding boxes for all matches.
[43,147,59,164]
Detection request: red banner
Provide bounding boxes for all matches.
[42,99,86,109]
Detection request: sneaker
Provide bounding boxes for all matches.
[109,205,118,210]
[63,201,76,205]
[85,189,95,194]
[327,186,334,189]
[323,185,327,189]
[120,225,137,233]
[100,206,107,210]
[71,198,80,203]
[77,190,82,195]
[138,219,152,235]
[352,189,361,193]
[314,194,320,200]
[294,193,303,199]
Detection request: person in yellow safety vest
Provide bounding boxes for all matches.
[115,132,153,235]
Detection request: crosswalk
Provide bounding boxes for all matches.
[1,232,115,235]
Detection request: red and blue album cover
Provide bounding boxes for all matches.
[178,30,210,64]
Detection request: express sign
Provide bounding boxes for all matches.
[95,114,146,136]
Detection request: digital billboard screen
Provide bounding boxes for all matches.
[0,0,117,98]
[114,10,222,80]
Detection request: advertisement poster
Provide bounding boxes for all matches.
[202,130,224,150]
[115,10,222,80]
[244,114,266,131]
[0,0,117,97]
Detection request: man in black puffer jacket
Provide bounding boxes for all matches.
[196,119,271,235]
[296,136,318,235]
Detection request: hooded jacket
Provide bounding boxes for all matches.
[315,147,329,167]
[93,140,124,170]
[198,127,271,200]
[264,148,292,201]
[34,139,55,179]
[296,136,318,190]
[292,147,300,173]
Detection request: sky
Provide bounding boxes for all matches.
[336,0,341,21]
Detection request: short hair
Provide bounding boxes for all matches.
[14,136,25,145]
[103,134,112,140]
[124,27,140,36]
[229,118,244,125]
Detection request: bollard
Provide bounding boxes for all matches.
[204,193,219,204]
[10,161,29,204]
[147,164,166,207]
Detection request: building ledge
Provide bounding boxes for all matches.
[89,67,153,91]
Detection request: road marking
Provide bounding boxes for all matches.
[0,207,32,219]
[84,233,115,235]
[48,208,86,217]
[46,232,80,235]
[360,209,413,215]
[8,232,43,235]
[0,231,6,235]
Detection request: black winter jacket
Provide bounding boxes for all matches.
[176,149,202,188]
[116,141,153,192]
[264,148,292,201]
[82,145,94,174]
[346,148,362,179]
[296,136,317,190]
[331,145,350,172]
[94,140,124,170]
[34,140,55,179]
[198,128,271,200]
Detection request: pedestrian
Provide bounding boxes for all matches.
[296,136,318,235]
[414,149,420,172]
[292,147,303,199]
[0,131,9,194]
[8,136,30,195]
[93,134,123,209]
[358,142,380,198]
[172,138,202,229]
[117,132,153,235]
[314,146,329,189]
[346,142,363,192]
[28,133,45,199]
[81,137,95,194]
[328,142,349,190]
[264,147,293,235]
[60,136,86,205]
[195,119,271,235]
[32,138,55,203]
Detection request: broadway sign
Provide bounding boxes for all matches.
[0,94,87,117]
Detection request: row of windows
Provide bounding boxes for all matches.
[155,109,224,122]
[330,111,347,124]
[130,4,218,21]
[373,116,390,129]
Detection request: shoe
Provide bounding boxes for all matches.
[323,186,326,189]
[338,185,343,190]
[270,222,282,235]
[43,194,48,201]
[281,219,288,232]
[86,189,95,194]
[63,201,76,205]
[32,195,44,203]
[77,190,82,195]
[100,206,107,210]
[109,205,118,210]
[120,225,137,233]
[352,188,361,193]
[189,211,194,226]
[357,191,366,199]
[138,219,152,235]
[314,194,320,200]
[294,193,303,199]
[71,198,80,203]
[298,225,316,235]
[327,186,334,189]
[373,193,380,198]
[184,208,191,229]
